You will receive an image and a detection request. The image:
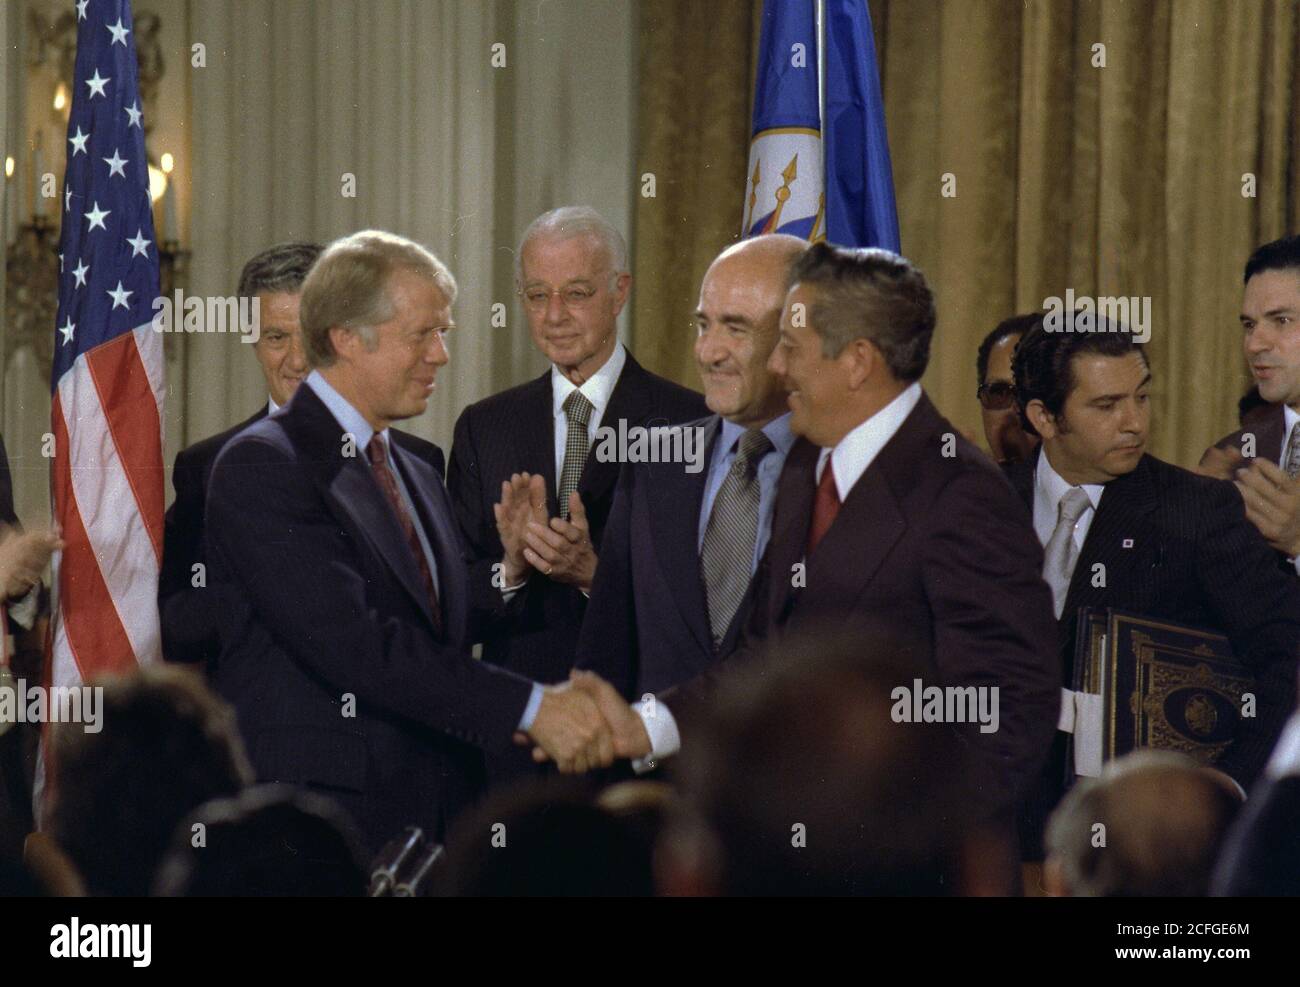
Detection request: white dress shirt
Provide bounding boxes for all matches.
[1032,450,1105,552]
[1279,406,1300,576]
[550,343,626,489]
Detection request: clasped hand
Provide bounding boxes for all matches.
[493,473,597,592]
[518,670,652,774]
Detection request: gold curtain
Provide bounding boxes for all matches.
[634,0,1300,467]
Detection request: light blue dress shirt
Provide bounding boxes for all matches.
[697,413,797,574]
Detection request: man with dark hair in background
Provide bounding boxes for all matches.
[976,314,1040,465]
[1200,234,1300,577]
[159,241,445,666]
[1008,315,1300,865]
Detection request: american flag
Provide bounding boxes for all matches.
[41,0,164,806]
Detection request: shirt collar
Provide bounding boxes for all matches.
[304,370,390,456]
[1284,404,1300,451]
[551,343,626,419]
[717,412,797,463]
[1035,447,1105,513]
[268,395,281,415]
[816,382,923,501]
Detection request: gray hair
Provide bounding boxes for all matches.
[788,242,936,382]
[299,230,457,369]
[515,206,628,285]
[236,241,323,298]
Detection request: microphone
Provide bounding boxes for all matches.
[367,826,424,897]
[392,842,447,897]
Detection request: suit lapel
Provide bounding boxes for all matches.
[1061,454,1159,620]
[282,386,440,633]
[392,442,467,643]
[651,415,720,655]
[578,354,654,510]
[765,439,819,623]
[515,371,560,517]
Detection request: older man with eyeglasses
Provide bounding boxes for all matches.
[446,206,707,784]
[976,313,1041,465]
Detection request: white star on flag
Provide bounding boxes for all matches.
[76,0,89,20]
[59,317,76,345]
[69,127,89,156]
[125,102,143,129]
[103,149,128,179]
[106,18,131,47]
[64,186,72,211]
[126,230,151,258]
[106,281,133,310]
[72,260,90,288]
[85,69,110,99]
[85,201,110,232]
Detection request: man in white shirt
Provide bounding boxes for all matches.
[569,244,1061,842]
[1007,313,1300,861]
[1200,234,1300,575]
[445,208,706,731]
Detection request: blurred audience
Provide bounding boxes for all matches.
[1044,751,1242,897]
[153,785,367,896]
[439,781,654,896]
[658,631,985,896]
[48,665,252,896]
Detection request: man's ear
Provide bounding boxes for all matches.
[844,338,879,390]
[328,326,353,361]
[1025,399,1057,440]
[610,272,632,316]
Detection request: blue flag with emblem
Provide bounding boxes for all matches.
[742,0,900,252]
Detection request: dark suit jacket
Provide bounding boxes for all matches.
[446,351,708,686]
[205,384,532,855]
[1202,403,1293,575]
[707,393,1061,820]
[1211,767,1300,895]
[575,415,750,698]
[160,406,445,666]
[1006,447,1300,790]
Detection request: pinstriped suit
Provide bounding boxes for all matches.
[1007,447,1300,855]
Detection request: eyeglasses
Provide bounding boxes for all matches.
[519,284,600,312]
[977,380,1017,411]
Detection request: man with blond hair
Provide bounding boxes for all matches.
[207,230,615,855]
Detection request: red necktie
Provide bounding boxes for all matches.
[366,436,443,635]
[806,457,841,557]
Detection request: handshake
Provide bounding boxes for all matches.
[517,670,653,773]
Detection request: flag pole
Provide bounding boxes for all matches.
[815,0,826,142]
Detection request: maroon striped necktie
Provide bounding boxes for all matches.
[366,435,442,635]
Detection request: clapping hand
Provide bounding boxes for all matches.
[1234,458,1300,557]
[493,472,548,586]
[522,492,598,593]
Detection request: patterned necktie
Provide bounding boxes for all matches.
[1043,486,1091,619]
[700,429,774,646]
[366,436,442,635]
[1284,422,1300,479]
[557,390,594,520]
[806,456,841,557]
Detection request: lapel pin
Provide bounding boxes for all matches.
[1122,538,1134,548]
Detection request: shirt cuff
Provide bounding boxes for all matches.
[1266,711,1300,781]
[517,683,544,732]
[6,583,39,631]
[631,696,680,774]
[500,578,527,603]
[1291,555,1300,577]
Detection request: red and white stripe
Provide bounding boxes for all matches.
[36,321,165,817]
